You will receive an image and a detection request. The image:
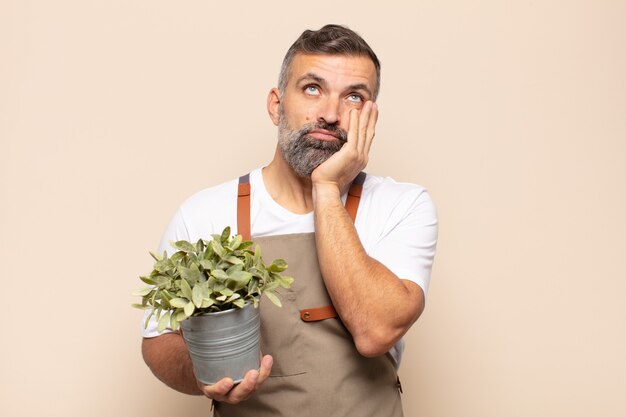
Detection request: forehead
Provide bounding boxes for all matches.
[288,53,377,91]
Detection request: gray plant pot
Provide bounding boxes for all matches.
[180,302,260,385]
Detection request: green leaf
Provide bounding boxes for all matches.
[161,289,174,301]
[157,311,171,333]
[187,252,199,265]
[278,275,294,289]
[139,276,155,285]
[192,284,204,307]
[220,287,234,297]
[232,298,245,308]
[226,264,243,277]
[170,251,186,263]
[211,281,226,292]
[171,240,196,253]
[144,309,155,329]
[220,226,231,243]
[225,255,244,265]
[247,279,259,294]
[154,258,174,273]
[149,251,163,261]
[184,301,195,317]
[264,281,280,292]
[215,294,227,302]
[199,259,214,270]
[170,298,188,308]
[229,235,242,250]
[153,275,170,288]
[179,265,201,285]
[253,245,261,264]
[180,278,193,300]
[228,271,253,290]
[189,263,202,283]
[268,259,288,273]
[264,291,282,307]
[248,267,263,278]
[200,298,215,308]
[210,269,229,280]
[211,240,226,258]
[170,313,180,331]
[131,303,149,309]
[132,287,153,297]
[141,294,151,306]
[226,293,241,303]
[238,240,254,250]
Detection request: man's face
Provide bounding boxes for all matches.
[276,53,377,177]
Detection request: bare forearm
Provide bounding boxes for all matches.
[313,185,424,356]
[142,333,202,395]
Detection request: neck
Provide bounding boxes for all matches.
[263,146,314,214]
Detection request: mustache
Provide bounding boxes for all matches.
[301,121,348,143]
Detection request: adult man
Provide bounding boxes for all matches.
[142,24,437,416]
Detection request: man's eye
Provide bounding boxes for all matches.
[348,94,363,103]
[305,86,320,95]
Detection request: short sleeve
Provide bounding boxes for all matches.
[141,207,191,338]
[367,189,438,297]
[157,207,191,256]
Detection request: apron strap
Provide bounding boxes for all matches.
[346,171,366,222]
[237,172,367,241]
[237,174,251,241]
[237,172,366,323]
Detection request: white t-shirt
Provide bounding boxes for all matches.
[142,168,438,365]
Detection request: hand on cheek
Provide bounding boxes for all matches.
[312,101,378,194]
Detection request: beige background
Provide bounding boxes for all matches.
[1,1,625,416]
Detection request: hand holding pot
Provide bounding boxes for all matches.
[198,355,273,404]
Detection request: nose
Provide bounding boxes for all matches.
[317,96,340,125]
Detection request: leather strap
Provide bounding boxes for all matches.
[237,174,251,241]
[346,171,366,222]
[237,172,367,323]
[300,305,338,322]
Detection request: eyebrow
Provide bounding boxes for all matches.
[346,83,373,99]
[296,72,326,86]
[296,72,373,99]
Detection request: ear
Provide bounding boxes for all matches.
[267,88,281,126]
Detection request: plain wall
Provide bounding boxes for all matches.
[1,1,625,416]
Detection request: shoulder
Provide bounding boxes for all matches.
[357,174,438,296]
[170,176,241,242]
[361,173,436,220]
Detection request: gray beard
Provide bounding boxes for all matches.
[277,116,348,177]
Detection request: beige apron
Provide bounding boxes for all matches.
[215,173,403,417]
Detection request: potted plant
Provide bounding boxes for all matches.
[133,226,293,384]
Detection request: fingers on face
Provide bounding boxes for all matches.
[366,102,378,153]
[345,101,377,170]
[357,101,374,154]
[348,108,359,144]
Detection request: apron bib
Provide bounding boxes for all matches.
[215,173,403,417]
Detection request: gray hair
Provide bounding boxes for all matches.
[278,24,381,100]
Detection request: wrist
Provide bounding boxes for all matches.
[312,182,342,205]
